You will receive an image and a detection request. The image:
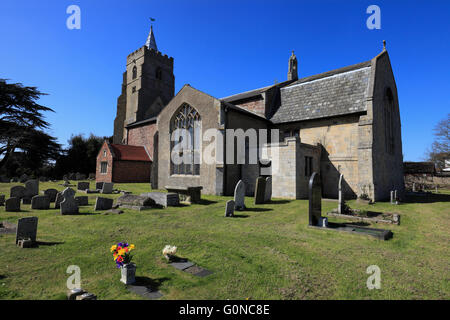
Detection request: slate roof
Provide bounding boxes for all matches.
[270,61,372,124]
[110,144,151,162]
[221,79,294,103]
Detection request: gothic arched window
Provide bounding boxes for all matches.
[384,88,395,154]
[170,104,201,175]
[132,66,137,79]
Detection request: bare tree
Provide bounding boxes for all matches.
[425,113,449,171]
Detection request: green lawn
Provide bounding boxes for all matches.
[0,181,449,300]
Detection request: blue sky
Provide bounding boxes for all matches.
[0,0,449,161]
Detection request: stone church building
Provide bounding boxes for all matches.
[99,25,404,201]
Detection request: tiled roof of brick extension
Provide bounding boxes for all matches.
[270,60,372,124]
[110,144,151,162]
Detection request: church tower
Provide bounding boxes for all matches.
[287,51,298,81]
[113,25,175,144]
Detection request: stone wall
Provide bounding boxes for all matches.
[224,108,269,196]
[277,115,360,198]
[262,137,321,199]
[371,51,405,201]
[157,85,221,195]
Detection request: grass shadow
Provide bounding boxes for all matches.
[0,275,5,280]
[195,199,218,205]
[244,207,273,212]
[403,193,450,204]
[36,241,64,246]
[267,199,292,205]
[133,276,170,291]
[232,214,250,218]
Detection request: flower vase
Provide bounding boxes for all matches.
[120,263,136,285]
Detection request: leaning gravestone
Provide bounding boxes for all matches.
[5,197,21,212]
[60,188,79,215]
[77,182,90,191]
[264,176,272,202]
[338,174,344,214]
[101,183,114,194]
[15,217,38,245]
[31,195,50,210]
[75,196,89,206]
[43,189,58,202]
[95,182,104,190]
[24,179,39,198]
[254,177,266,205]
[234,180,246,211]
[10,186,26,199]
[94,197,114,210]
[308,172,322,226]
[225,200,235,217]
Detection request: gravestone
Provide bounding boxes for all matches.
[0,195,5,206]
[31,195,50,210]
[60,188,79,215]
[390,191,394,204]
[10,177,19,182]
[75,196,89,206]
[394,190,398,203]
[264,176,272,202]
[94,197,114,210]
[10,186,26,199]
[338,174,344,214]
[24,179,39,198]
[308,172,322,226]
[15,217,38,245]
[412,182,416,192]
[254,177,266,205]
[88,173,96,180]
[225,200,235,217]
[95,182,104,190]
[43,189,58,202]
[140,192,179,208]
[101,183,113,194]
[54,192,63,209]
[5,197,20,212]
[234,180,245,211]
[77,182,90,191]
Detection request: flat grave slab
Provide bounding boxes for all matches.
[127,285,163,300]
[170,261,195,271]
[184,265,214,277]
[308,222,393,240]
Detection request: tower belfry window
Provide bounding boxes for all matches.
[132,66,137,79]
[156,67,162,80]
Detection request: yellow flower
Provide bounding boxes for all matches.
[118,249,126,256]
[110,245,117,252]
[129,244,135,250]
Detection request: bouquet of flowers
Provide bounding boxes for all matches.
[110,242,135,268]
[162,245,177,260]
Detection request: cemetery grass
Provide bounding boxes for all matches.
[0,182,449,300]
